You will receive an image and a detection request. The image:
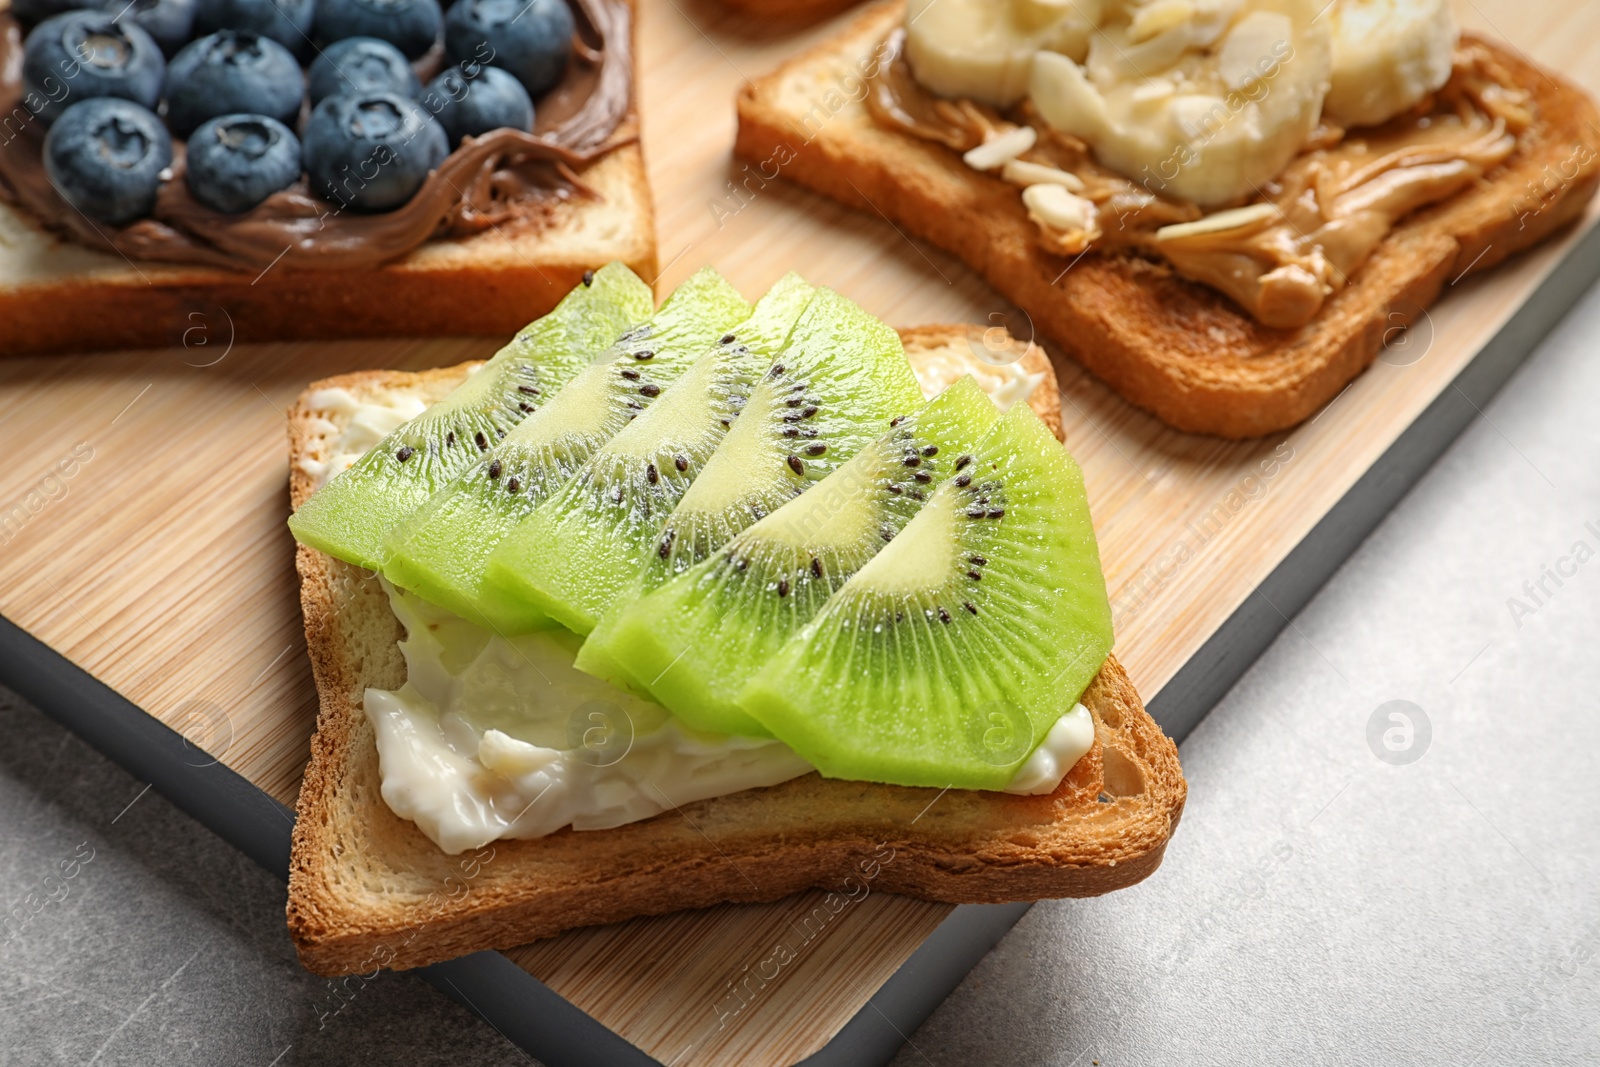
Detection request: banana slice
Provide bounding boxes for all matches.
[904,0,1107,108]
[1323,0,1458,128]
[1030,0,1332,207]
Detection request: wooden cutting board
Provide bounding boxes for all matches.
[3,1,1599,1064]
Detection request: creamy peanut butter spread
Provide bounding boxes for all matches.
[868,29,1533,329]
[0,0,634,272]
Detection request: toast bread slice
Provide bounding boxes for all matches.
[733,1,1600,437]
[0,6,657,358]
[284,327,1184,977]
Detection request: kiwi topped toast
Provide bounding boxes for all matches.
[732,0,1600,438]
[285,273,1183,976]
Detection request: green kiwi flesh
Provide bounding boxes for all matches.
[739,403,1114,790]
[379,268,752,633]
[574,288,926,691]
[287,263,653,572]
[483,275,818,635]
[603,377,1002,736]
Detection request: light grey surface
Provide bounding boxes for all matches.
[4,275,1600,1065]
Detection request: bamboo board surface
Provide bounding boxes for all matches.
[2,1,1598,1064]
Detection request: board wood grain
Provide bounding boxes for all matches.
[1,1,1597,1064]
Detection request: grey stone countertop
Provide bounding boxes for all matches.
[4,280,1599,1065]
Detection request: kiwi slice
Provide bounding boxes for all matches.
[381,268,751,632]
[287,263,653,571]
[739,403,1114,790]
[483,274,818,635]
[574,288,926,688]
[602,377,1002,736]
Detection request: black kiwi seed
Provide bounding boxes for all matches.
[658,530,674,557]
[889,415,905,427]
[966,507,986,519]
[937,606,952,624]
[804,443,826,456]
[518,402,534,413]
[786,397,802,407]
[518,385,539,395]
[880,526,895,543]
[735,556,749,570]
[786,455,804,475]
[922,445,938,457]
[811,557,822,578]
[488,459,502,479]
[954,473,972,488]
[721,419,731,428]
[674,455,688,472]
[802,406,818,418]
[801,428,820,438]
[621,368,640,380]
[396,446,413,462]
[903,456,921,467]
[964,602,978,615]
[640,383,661,397]
[909,490,925,501]
[967,570,982,581]
[498,429,507,438]
[777,578,790,597]
[612,487,624,503]
[783,412,805,423]
[913,471,932,484]
[769,364,785,379]
[474,431,488,451]
[634,350,655,360]
[507,478,521,493]
[447,431,456,446]
[969,555,987,566]
[646,463,658,484]
[988,508,1005,519]
[783,427,800,438]
[955,454,973,470]
[628,400,643,410]
[886,485,903,495]
[582,269,594,286]
[721,333,736,344]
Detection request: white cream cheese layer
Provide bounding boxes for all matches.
[312,378,1094,855]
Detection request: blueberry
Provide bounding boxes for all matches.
[302,91,448,212]
[314,0,442,60]
[21,11,165,125]
[424,63,532,144]
[444,0,572,100]
[164,31,303,137]
[43,97,172,225]
[103,0,197,57]
[11,0,100,29]
[193,0,315,56]
[306,36,420,105]
[185,113,301,212]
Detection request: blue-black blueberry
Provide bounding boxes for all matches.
[444,0,572,100]
[11,0,99,29]
[314,0,442,60]
[424,63,532,144]
[104,0,197,58]
[302,90,449,213]
[22,11,165,125]
[184,112,301,212]
[164,30,303,137]
[193,0,314,57]
[306,36,421,105]
[43,96,172,224]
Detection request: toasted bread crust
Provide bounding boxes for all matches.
[283,329,1182,977]
[0,0,657,358]
[733,1,1600,437]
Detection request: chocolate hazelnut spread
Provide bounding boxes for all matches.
[867,29,1533,329]
[0,0,635,272]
